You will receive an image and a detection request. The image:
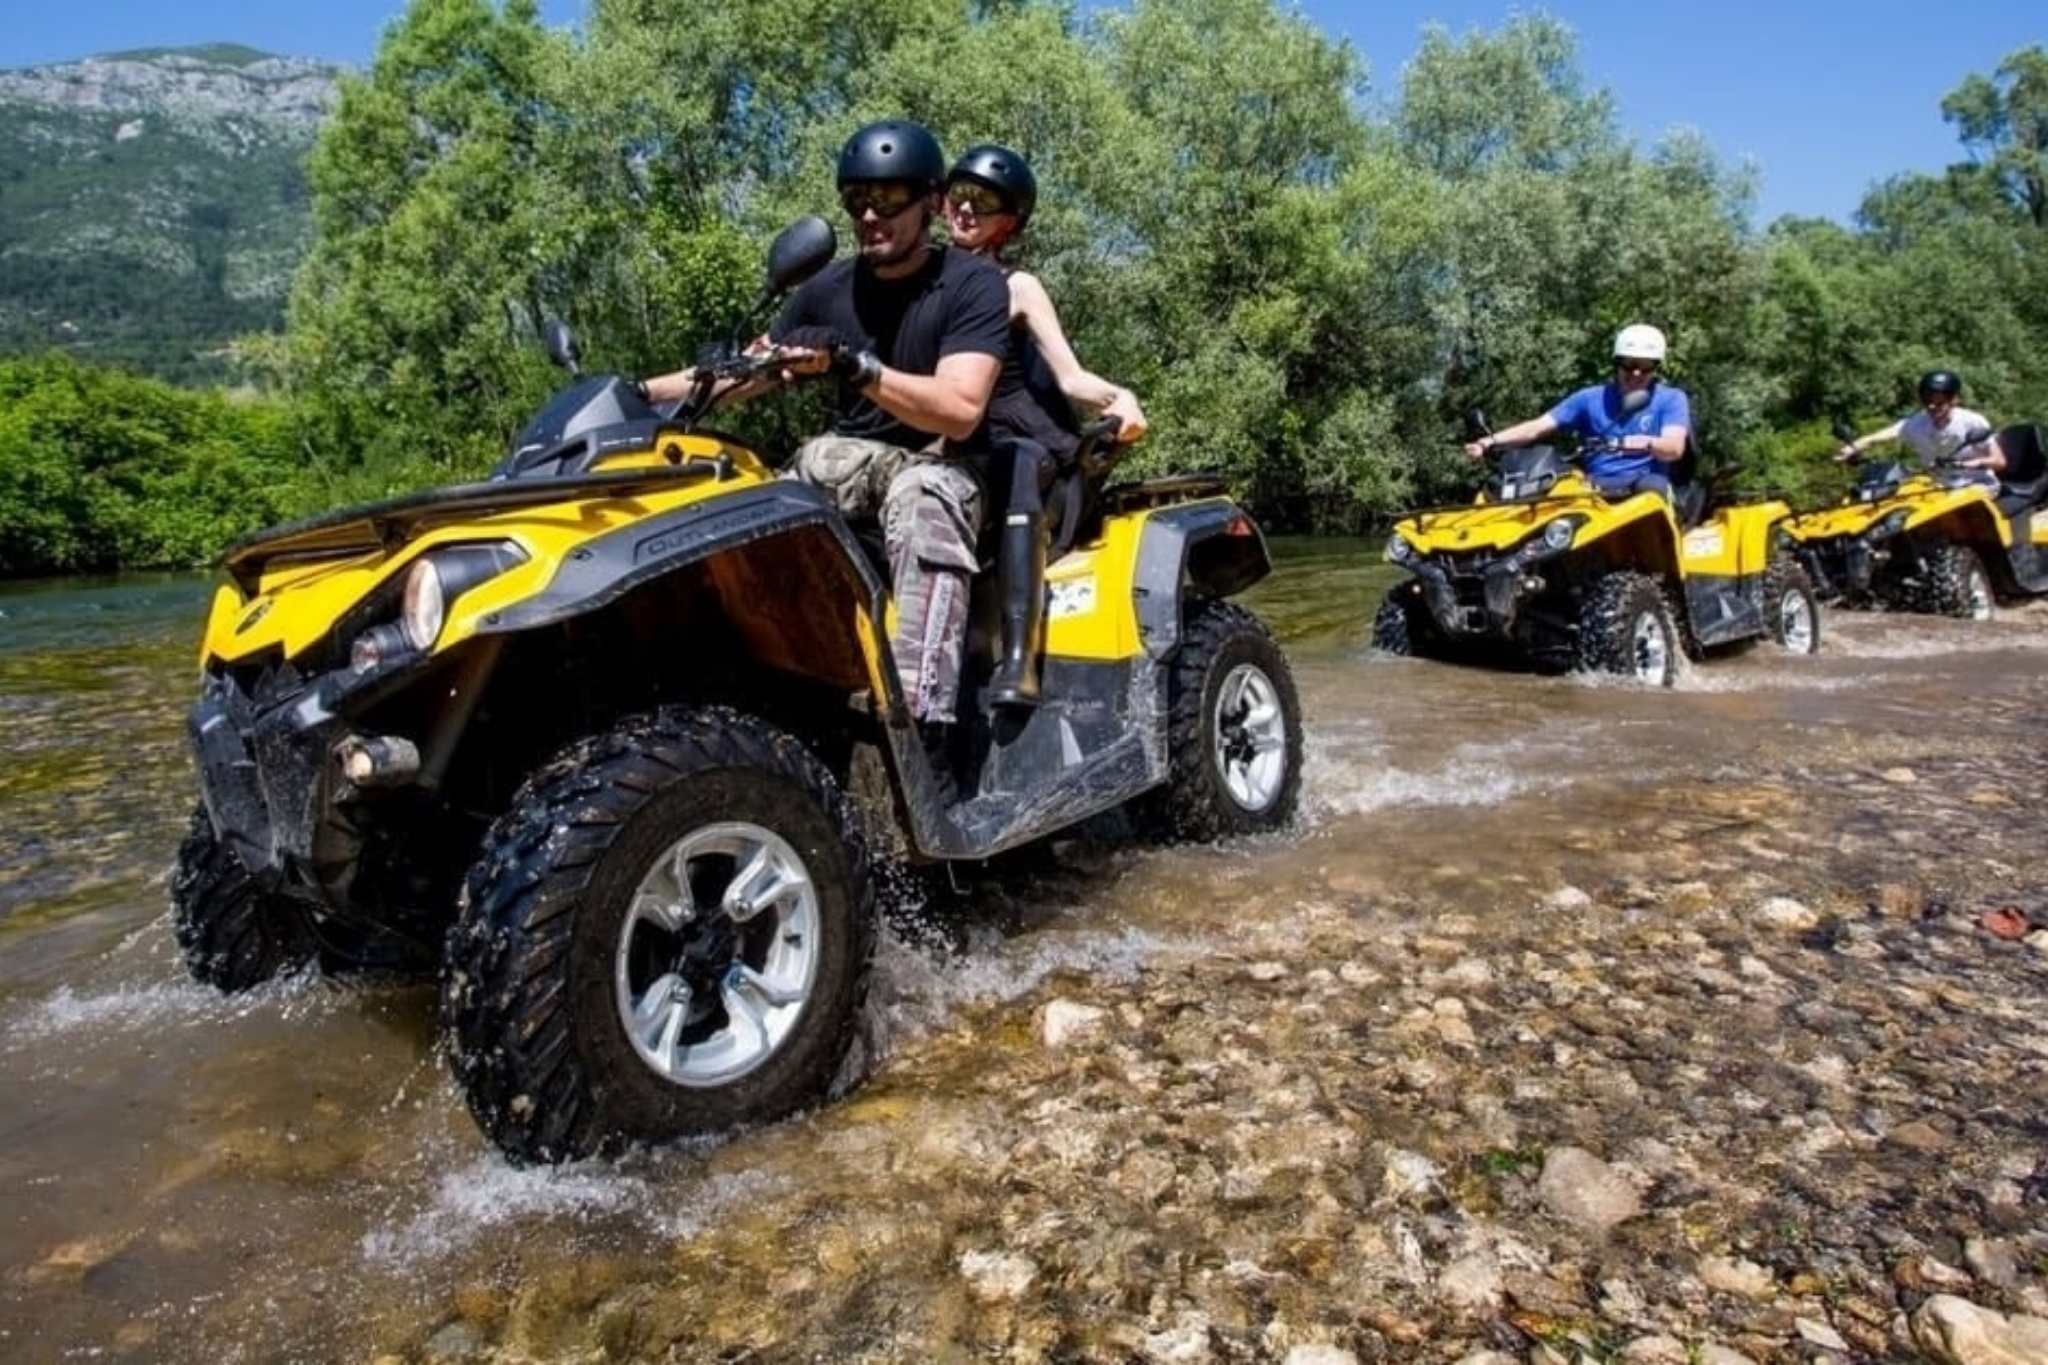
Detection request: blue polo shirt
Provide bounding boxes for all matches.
[1549,382,1691,490]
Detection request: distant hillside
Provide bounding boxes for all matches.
[0,47,340,386]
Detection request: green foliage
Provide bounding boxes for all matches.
[0,353,301,575]
[8,9,2048,571]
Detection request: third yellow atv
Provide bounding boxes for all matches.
[1373,416,1820,686]
[1783,422,2048,619]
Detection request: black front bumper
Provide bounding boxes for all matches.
[188,669,353,896]
[1411,557,1537,637]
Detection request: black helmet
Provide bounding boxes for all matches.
[1917,369,1963,401]
[947,143,1038,228]
[837,120,945,190]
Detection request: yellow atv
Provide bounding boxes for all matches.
[1372,414,1820,685]
[173,217,1303,1165]
[1783,422,2048,619]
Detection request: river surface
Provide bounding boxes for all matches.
[2,543,2045,1363]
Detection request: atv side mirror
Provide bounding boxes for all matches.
[1830,419,1858,443]
[1463,407,1492,439]
[755,215,838,310]
[542,319,581,374]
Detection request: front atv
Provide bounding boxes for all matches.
[173,217,1303,1164]
[1374,435,1820,686]
[1783,422,2048,619]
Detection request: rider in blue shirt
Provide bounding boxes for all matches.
[1464,324,1691,499]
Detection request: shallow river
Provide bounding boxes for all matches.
[1,543,2045,1363]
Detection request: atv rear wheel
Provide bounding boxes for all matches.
[1909,542,1994,620]
[1763,560,1822,654]
[170,806,315,992]
[1576,572,1680,686]
[1136,600,1302,841]
[440,706,876,1165]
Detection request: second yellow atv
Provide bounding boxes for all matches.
[1373,417,1821,686]
[1783,422,2048,619]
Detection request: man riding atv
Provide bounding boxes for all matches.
[1462,324,1691,501]
[1375,325,1820,685]
[1785,370,2048,618]
[173,186,1304,1164]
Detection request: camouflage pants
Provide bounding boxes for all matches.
[791,435,984,724]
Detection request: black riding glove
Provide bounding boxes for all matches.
[776,327,881,386]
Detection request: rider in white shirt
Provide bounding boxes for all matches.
[1836,369,2006,489]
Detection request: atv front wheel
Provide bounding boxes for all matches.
[1370,591,1416,655]
[440,706,876,1165]
[1909,543,1994,620]
[170,806,315,992]
[1136,600,1302,841]
[1762,560,1822,654]
[1576,572,1680,686]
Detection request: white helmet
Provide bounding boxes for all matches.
[1613,324,1667,363]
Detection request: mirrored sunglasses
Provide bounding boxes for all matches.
[946,180,1012,217]
[840,181,924,220]
[1614,360,1659,377]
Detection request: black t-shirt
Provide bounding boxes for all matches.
[773,243,1010,451]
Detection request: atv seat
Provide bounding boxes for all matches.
[1994,423,2048,517]
[1669,439,1707,530]
[1047,417,1132,557]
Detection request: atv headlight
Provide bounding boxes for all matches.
[1864,510,1910,543]
[1512,515,1583,565]
[1386,531,1419,566]
[401,557,448,651]
[351,541,529,672]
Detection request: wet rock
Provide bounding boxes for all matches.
[1697,1255,1774,1299]
[1535,1147,1642,1233]
[1963,1237,2020,1289]
[1793,1316,1850,1351]
[1615,1336,1691,1363]
[1436,1250,1502,1311]
[1694,1347,1760,1365]
[1885,1119,1953,1152]
[958,1249,1036,1303]
[1280,1346,1359,1365]
[1909,1294,2048,1365]
[1753,896,1820,931]
[1041,998,1108,1046]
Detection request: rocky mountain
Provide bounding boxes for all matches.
[0,44,340,385]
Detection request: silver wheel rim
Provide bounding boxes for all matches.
[1212,662,1290,813]
[1967,565,1994,620]
[614,821,821,1087]
[1777,592,1817,652]
[1631,609,1671,684]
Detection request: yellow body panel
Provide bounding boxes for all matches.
[1044,503,1155,662]
[1785,476,2009,547]
[199,440,772,666]
[1396,473,1674,556]
[1676,499,1792,577]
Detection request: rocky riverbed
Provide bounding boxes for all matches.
[386,669,2048,1365]
[8,577,2048,1365]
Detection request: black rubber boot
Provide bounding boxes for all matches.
[988,512,1047,710]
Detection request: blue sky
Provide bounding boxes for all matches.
[2,2,2039,224]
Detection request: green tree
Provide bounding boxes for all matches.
[1941,45,2048,229]
[280,0,573,480]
